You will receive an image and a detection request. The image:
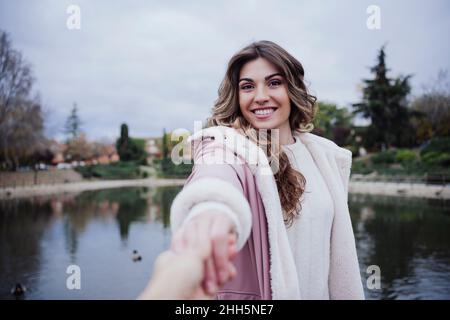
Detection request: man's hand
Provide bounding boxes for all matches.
[138,225,237,300]
[171,211,238,296]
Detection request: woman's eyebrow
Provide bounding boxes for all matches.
[238,73,282,83]
[265,73,282,80]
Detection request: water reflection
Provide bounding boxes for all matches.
[0,186,180,299]
[349,194,450,299]
[0,188,449,299]
[0,197,54,300]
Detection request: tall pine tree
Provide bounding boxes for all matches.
[64,102,82,141]
[353,46,414,150]
[116,123,137,161]
[162,128,169,160]
[115,123,146,163]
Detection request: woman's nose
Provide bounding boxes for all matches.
[254,86,269,104]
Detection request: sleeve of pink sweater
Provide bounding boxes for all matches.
[170,139,253,250]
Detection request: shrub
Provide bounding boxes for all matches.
[371,150,396,164]
[420,137,450,156]
[75,161,142,180]
[351,160,374,174]
[395,149,417,166]
[421,152,450,166]
[156,158,193,178]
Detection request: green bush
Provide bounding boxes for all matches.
[395,149,417,166]
[351,161,374,174]
[421,152,450,167]
[155,158,193,178]
[131,138,148,165]
[371,150,396,164]
[75,161,142,180]
[421,137,450,156]
[419,137,450,167]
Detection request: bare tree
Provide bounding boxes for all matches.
[411,70,450,142]
[0,30,46,170]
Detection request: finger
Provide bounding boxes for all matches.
[228,232,237,245]
[194,216,216,295]
[227,233,237,259]
[203,256,217,295]
[210,217,233,285]
[182,213,227,291]
[195,213,215,238]
[195,228,212,260]
[228,242,237,260]
[183,219,200,250]
[179,218,203,253]
[227,261,237,280]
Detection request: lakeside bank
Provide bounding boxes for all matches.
[0,178,185,200]
[349,180,450,200]
[0,178,449,200]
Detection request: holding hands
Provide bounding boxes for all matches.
[139,212,238,300]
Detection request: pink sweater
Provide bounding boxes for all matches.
[170,126,365,300]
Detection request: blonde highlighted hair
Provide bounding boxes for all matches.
[207,40,317,226]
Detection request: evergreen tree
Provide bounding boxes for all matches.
[116,123,131,161]
[64,102,82,141]
[353,46,414,150]
[116,123,146,163]
[162,128,169,160]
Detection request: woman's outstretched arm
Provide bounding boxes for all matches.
[170,139,252,296]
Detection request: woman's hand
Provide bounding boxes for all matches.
[171,211,238,296]
[138,221,236,300]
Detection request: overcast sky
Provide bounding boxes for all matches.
[0,0,449,141]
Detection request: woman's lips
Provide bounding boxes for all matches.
[251,107,277,120]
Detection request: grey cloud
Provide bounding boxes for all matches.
[0,0,449,140]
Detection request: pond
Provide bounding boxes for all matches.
[0,187,449,299]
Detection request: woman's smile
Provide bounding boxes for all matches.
[251,107,278,120]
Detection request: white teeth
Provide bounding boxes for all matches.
[254,108,274,115]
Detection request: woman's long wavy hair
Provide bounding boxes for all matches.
[207,40,317,226]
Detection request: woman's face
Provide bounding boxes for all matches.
[238,57,291,132]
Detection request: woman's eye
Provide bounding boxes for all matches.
[269,80,282,87]
[240,84,253,90]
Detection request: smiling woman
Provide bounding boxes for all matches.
[169,40,365,300]
[238,63,292,138]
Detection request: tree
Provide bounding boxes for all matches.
[116,123,131,161]
[0,30,47,170]
[162,128,169,160]
[353,46,415,150]
[65,102,82,141]
[313,101,353,146]
[410,70,450,142]
[91,140,116,159]
[65,133,94,161]
[115,123,146,163]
